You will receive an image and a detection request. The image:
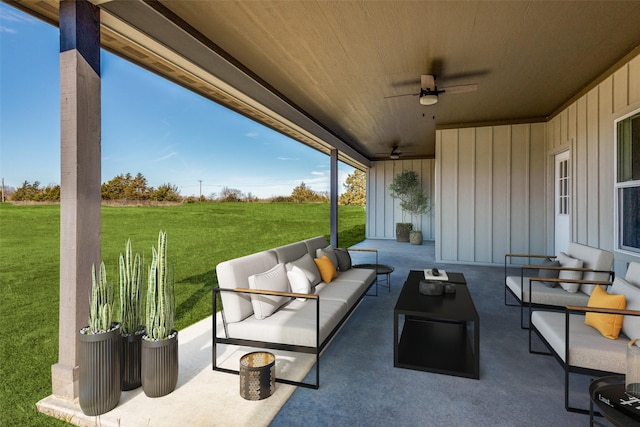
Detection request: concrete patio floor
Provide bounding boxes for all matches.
[37,239,592,426]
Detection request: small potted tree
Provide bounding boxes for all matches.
[141,231,178,398]
[78,262,121,415]
[389,170,419,242]
[402,185,431,245]
[119,239,144,391]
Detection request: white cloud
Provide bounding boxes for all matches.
[245,132,259,138]
[0,26,16,34]
[277,157,300,161]
[154,152,178,162]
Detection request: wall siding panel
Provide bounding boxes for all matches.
[576,97,588,243]
[492,126,511,263]
[510,124,530,256]
[440,130,459,260]
[529,123,546,255]
[458,128,476,262]
[587,88,600,247]
[475,127,493,263]
[598,77,615,251]
[631,55,640,105]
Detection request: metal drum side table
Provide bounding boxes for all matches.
[239,352,276,400]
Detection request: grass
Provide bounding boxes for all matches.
[0,202,365,426]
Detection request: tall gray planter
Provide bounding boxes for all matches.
[141,331,179,398]
[78,323,122,416]
[121,331,143,391]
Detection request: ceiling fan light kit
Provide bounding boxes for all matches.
[419,94,438,105]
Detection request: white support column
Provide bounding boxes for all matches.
[330,149,338,247]
[51,0,101,400]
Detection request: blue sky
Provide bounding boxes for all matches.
[0,3,355,199]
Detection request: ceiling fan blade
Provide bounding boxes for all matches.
[384,93,419,99]
[440,84,478,94]
[421,74,435,91]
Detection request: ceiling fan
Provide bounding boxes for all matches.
[376,145,413,160]
[385,74,478,105]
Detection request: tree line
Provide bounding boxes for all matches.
[5,169,366,205]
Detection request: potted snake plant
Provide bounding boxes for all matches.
[78,262,122,415]
[119,239,144,391]
[141,230,178,397]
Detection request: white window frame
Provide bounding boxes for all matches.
[614,108,640,255]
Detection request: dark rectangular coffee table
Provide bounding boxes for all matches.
[393,270,479,379]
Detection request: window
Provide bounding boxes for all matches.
[558,158,570,215]
[616,111,640,254]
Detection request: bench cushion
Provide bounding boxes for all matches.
[531,311,627,373]
[506,276,590,306]
[226,298,347,347]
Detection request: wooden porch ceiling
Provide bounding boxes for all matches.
[11,0,640,164]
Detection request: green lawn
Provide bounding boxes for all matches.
[0,202,365,426]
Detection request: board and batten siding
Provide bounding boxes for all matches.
[364,50,639,272]
[435,123,546,264]
[366,159,435,241]
[546,50,640,273]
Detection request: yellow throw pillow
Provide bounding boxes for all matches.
[585,285,626,339]
[314,255,338,283]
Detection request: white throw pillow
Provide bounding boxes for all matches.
[247,263,290,319]
[316,245,339,269]
[557,252,584,293]
[612,277,640,339]
[287,266,312,301]
[285,253,321,287]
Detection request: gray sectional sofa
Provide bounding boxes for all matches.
[212,236,376,388]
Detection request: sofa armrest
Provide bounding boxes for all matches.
[341,247,379,266]
[230,287,320,300]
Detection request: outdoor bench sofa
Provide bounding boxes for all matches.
[530,262,640,414]
[504,242,614,328]
[212,236,376,389]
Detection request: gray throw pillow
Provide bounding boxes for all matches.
[537,257,561,287]
[334,248,352,271]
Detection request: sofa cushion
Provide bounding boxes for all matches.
[315,280,367,307]
[557,252,583,293]
[274,241,308,264]
[627,262,640,286]
[287,266,312,301]
[316,245,339,269]
[531,311,627,373]
[584,285,626,339]
[611,276,640,339]
[226,298,348,347]
[567,242,613,295]
[315,255,338,283]
[538,257,561,287]
[216,250,278,323]
[334,248,352,271]
[304,236,330,258]
[248,263,290,320]
[506,276,590,306]
[286,253,322,287]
